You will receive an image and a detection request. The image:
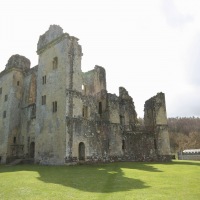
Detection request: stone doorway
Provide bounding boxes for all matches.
[79,142,85,161]
[30,142,35,158]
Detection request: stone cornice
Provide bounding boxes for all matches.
[37,33,70,55]
[0,67,24,79]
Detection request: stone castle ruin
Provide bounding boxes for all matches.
[0,25,171,165]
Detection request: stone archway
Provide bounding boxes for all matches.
[30,142,35,158]
[79,142,85,161]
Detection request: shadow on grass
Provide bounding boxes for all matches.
[117,162,163,172]
[0,161,199,193]
[163,160,200,167]
[0,162,153,193]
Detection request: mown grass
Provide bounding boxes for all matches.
[0,160,199,200]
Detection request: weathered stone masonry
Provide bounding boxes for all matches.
[0,25,171,164]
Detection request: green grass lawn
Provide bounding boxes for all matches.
[0,160,199,200]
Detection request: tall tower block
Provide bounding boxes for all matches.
[0,55,30,163]
[144,92,171,160]
[35,25,83,164]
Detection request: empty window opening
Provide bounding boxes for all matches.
[122,139,125,150]
[30,142,35,158]
[31,104,36,118]
[82,106,88,118]
[98,102,102,115]
[5,95,7,101]
[3,111,6,118]
[120,115,125,125]
[79,142,85,161]
[154,139,157,150]
[52,101,57,112]
[42,76,46,84]
[108,140,110,150]
[0,87,2,94]
[42,95,46,105]
[53,57,58,69]
[13,137,16,144]
[82,85,87,95]
[17,81,20,86]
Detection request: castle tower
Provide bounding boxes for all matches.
[35,25,83,164]
[0,55,30,163]
[144,92,171,160]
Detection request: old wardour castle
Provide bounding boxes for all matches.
[0,25,171,165]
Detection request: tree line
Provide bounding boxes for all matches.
[137,117,200,153]
[168,117,200,153]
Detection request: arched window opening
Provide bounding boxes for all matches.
[53,57,58,69]
[79,142,85,161]
[30,142,35,158]
[13,137,16,144]
[82,85,87,95]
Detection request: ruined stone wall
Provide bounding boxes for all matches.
[123,131,157,161]
[0,71,13,163]
[67,37,83,119]
[83,66,108,121]
[83,66,106,95]
[7,70,25,160]
[66,118,123,162]
[144,93,171,158]
[144,92,168,127]
[119,87,137,126]
[20,66,37,158]
[5,54,30,72]
[0,67,26,162]
[0,25,171,164]
[0,54,31,163]
[107,94,120,124]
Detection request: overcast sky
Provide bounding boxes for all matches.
[0,0,200,118]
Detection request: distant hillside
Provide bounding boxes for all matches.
[168,117,200,153]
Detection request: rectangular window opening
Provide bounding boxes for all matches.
[53,57,58,69]
[82,85,87,95]
[13,137,16,144]
[42,76,46,84]
[3,111,6,118]
[17,81,20,86]
[154,139,157,150]
[5,95,7,101]
[82,106,88,118]
[122,139,125,150]
[98,102,102,115]
[120,115,125,125]
[53,101,57,112]
[0,87,2,95]
[42,95,46,105]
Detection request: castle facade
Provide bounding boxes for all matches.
[0,25,170,165]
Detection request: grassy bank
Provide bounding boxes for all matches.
[0,160,199,200]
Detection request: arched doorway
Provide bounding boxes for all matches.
[79,142,85,161]
[30,142,35,158]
